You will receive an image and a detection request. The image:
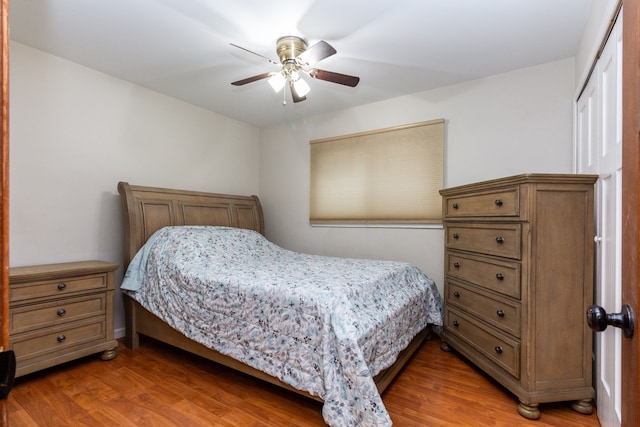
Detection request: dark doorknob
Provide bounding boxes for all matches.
[587,304,635,339]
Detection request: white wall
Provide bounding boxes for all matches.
[9,42,260,336]
[259,58,576,296]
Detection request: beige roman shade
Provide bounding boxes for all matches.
[310,119,444,224]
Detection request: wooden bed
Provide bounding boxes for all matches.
[117,181,431,402]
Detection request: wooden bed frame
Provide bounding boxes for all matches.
[117,181,430,401]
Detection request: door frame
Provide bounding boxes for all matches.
[0,0,8,359]
[0,0,9,425]
[621,0,640,425]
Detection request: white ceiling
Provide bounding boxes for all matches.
[9,0,593,127]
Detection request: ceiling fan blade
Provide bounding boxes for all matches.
[289,80,307,103]
[297,40,336,66]
[310,69,360,87]
[230,43,280,65]
[231,72,272,86]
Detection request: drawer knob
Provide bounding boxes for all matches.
[57,282,67,291]
[453,262,461,269]
[453,320,460,327]
[453,291,461,298]
[497,309,505,317]
[495,199,503,207]
[57,335,66,343]
[496,273,504,280]
[452,203,459,209]
[57,308,66,317]
[453,233,460,240]
[495,236,505,244]
[494,346,503,354]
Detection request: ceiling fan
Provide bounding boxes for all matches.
[231,36,360,104]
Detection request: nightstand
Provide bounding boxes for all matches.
[9,260,119,377]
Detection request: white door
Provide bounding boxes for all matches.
[576,14,623,427]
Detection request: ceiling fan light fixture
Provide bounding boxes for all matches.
[289,68,300,80]
[268,72,286,92]
[231,35,359,104]
[293,77,311,97]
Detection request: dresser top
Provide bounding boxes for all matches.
[440,173,598,196]
[9,260,119,284]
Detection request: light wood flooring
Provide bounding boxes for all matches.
[5,337,601,426]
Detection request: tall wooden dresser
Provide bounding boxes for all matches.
[439,174,597,419]
[9,261,118,377]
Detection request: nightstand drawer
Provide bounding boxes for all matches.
[10,294,107,334]
[446,307,520,378]
[446,279,521,337]
[11,318,106,362]
[444,188,519,218]
[445,223,521,259]
[10,274,108,303]
[446,251,521,298]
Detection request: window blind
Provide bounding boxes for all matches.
[310,119,444,224]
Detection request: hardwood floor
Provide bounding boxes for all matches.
[6,337,600,426]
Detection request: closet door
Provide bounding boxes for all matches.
[576,15,623,427]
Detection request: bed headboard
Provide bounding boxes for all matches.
[118,182,265,268]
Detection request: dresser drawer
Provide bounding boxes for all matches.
[445,223,521,259]
[10,318,107,361]
[444,188,519,218]
[447,280,521,337]
[10,294,107,334]
[10,274,108,303]
[446,251,521,298]
[446,307,520,378]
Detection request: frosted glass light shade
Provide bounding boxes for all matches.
[293,78,310,96]
[268,72,286,92]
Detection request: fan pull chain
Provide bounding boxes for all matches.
[282,83,287,106]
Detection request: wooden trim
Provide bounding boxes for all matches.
[0,1,9,423]
[0,0,8,351]
[622,0,640,425]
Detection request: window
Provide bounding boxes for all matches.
[310,119,444,225]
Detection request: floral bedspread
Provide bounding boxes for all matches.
[121,226,442,426]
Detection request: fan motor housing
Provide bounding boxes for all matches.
[276,36,307,63]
